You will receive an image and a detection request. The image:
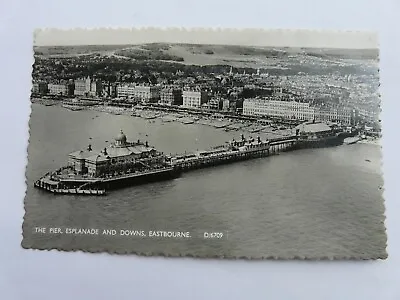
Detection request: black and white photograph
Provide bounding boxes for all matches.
[22,28,386,259]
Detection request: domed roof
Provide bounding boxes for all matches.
[115,130,127,143]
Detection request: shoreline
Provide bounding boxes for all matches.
[31,99,380,143]
[33,100,297,138]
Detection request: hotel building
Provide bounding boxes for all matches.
[314,106,352,125]
[243,98,316,121]
[116,84,136,98]
[116,84,161,103]
[182,88,208,108]
[32,82,48,94]
[74,76,91,96]
[134,85,160,103]
[48,82,74,96]
[243,98,352,125]
[74,76,102,97]
[159,87,183,106]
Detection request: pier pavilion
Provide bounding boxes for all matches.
[68,130,164,177]
[295,121,335,138]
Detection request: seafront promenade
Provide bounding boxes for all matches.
[31,97,299,138]
[32,97,381,146]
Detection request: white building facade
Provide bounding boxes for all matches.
[116,84,160,102]
[48,83,68,95]
[182,89,208,108]
[243,98,316,121]
[116,84,136,98]
[243,98,352,125]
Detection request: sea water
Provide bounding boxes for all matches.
[22,104,387,259]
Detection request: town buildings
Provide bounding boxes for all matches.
[32,82,48,94]
[159,87,183,106]
[47,81,74,96]
[74,76,102,97]
[89,80,103,97]
[314,106,353,125]
[74,76,91,96]
[116,84,136,98]
[243,98,316,120]
[102,83,117,98]
[222,99,230,111]
[205,98,223,110]
[134,85,160,103]
[116,84,161,103]
[243,98,352,125]
[182,88,208,108]
[48,83,68,95]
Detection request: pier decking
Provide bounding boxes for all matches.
[34,178,106,195]
[171,136,298,171]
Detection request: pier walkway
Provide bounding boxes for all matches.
[34,177,106,196]
[34,135,306,195]
[171,136,299,171]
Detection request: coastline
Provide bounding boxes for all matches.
[32,99,297,138]
[31,98,381,144]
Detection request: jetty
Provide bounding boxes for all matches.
[34,174,106,196]
[34,123,347,196]
[170,136,298,171]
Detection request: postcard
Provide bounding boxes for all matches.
[22,28,387,259]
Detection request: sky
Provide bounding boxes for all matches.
[34,28,379,49]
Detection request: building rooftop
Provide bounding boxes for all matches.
[296,122,332,133]
[69,130,156,162]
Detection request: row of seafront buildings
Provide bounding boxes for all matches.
[33,78,210,108]
[116,84,236,111]
[117,84,209,108]
[243,97,353,125]
[32,77,104,98]
[32,77,353,125]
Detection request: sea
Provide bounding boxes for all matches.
[22,104,387,259]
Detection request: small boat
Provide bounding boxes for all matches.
[365,159,371,162]
[180,118,194,124]
[63,104,84,111]
[344,136,360,145]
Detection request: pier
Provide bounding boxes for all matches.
[33,124,346,196]
[34,178,106,196]
[268,136,298,154]
[171,136,299,171]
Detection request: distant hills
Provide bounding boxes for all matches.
[34,43,379,61]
